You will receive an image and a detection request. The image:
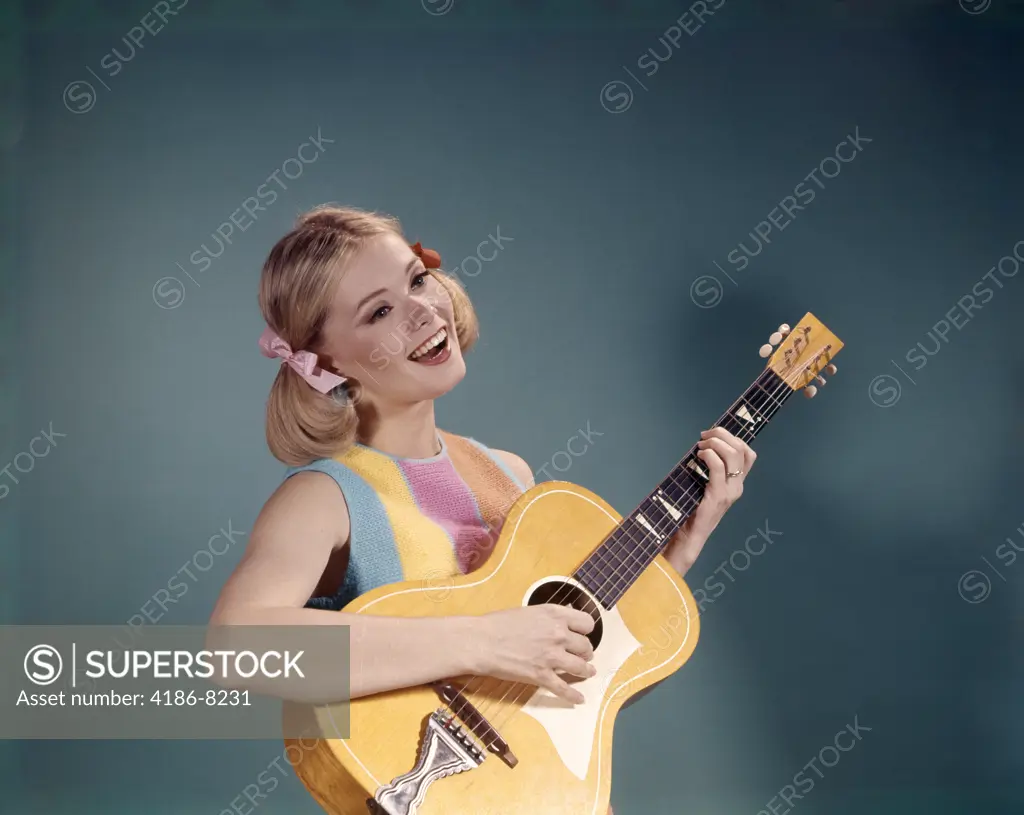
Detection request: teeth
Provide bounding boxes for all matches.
[409,327,448,360]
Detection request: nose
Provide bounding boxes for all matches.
[411,293,437,324]
[402,294,438,340]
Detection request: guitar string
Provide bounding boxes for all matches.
[448,357,812,739]
[446,352,824,739]
[473,359,809,734]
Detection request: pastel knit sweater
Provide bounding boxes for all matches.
[284,430,529,610]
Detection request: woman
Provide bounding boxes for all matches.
[209,205,755,813]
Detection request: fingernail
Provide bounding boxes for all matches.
[589,664,598,676]
[700,430,708,436]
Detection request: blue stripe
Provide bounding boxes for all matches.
[465,437,529,491]
[285,459,404,609]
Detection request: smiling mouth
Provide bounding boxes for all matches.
[408,327,449,362]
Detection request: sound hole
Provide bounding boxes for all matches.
[526,579,603,650]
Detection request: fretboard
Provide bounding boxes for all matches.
[573,368,795,608]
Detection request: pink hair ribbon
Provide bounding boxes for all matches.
[258,327,347,394]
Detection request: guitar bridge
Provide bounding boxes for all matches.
[369,709,485,815]
[432,681,518,768]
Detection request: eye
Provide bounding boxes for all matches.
[367,272,427,324]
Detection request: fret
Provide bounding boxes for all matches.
[683,455,710,484]
[579,558,609,600]
[610,523,644,560]
[576,561,595,588]
[716,412,750,439]
[605,526,648,572]
[632,510,669,543]
[634,496,674,533]
[599,537,631,570]
[572,368,797,608]
[674,465,706,504]
[650,487,686,523]
[593,582,617,608]
[746,382,777,414]
[658,469,693,505]
[668,462,703,491]
[749,372,787,415]
[577,559,597,584]
[577,561,610,598]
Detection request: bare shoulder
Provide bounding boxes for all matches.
[256,470,351,550]
[208,470,349,622]
[491,449,535,490]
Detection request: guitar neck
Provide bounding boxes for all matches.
[572,368,796,608]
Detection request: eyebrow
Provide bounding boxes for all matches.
[354,257,422,314]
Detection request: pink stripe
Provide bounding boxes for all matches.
[398,459,495,574]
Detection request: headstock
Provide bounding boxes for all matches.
[757,312,843,398]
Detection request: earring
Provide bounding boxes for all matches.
[328,382,349,407]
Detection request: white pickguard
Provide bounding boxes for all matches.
[519,599,641,781]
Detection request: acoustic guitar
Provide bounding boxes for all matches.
[285,313,843,814]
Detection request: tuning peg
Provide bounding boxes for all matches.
[815,375,826,386]
[825,363,837,375]
[803,385,818,398]
[763,323,792,355]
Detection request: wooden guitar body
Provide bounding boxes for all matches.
[285,479,701,815]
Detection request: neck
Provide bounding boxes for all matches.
[574,367,795,608]
[359,400,441,459]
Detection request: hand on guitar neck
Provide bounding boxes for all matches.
[660,424,757,577]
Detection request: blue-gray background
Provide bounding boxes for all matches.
[2,0,1023,813]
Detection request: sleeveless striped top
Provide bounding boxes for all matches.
[284,430,528,610]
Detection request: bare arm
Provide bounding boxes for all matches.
[208,471,479,700]
[209,459,598,706]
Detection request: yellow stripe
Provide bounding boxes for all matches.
[340,446,460,582]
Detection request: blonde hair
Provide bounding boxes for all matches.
[258,205,480,466]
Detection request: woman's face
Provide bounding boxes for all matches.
[319,232,467,408]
